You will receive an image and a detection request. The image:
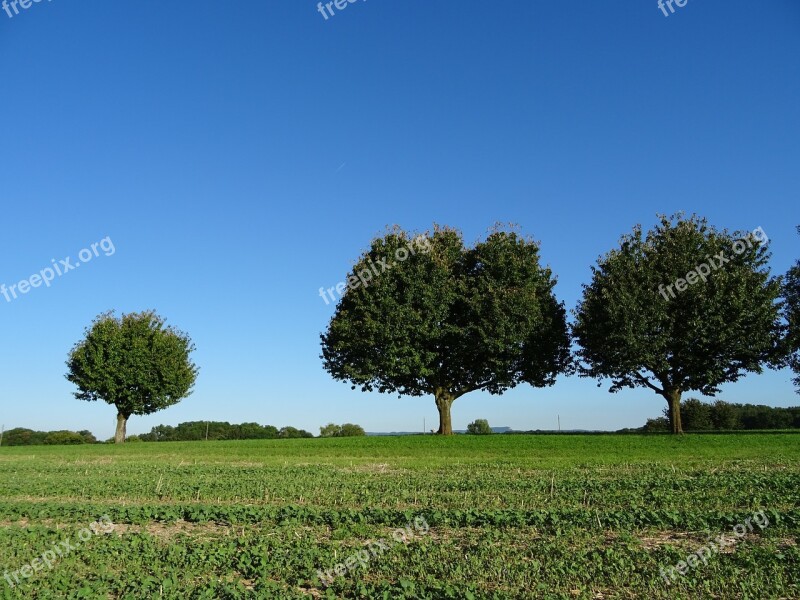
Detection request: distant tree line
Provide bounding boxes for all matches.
[318,423,366,437]
[640,399,800,432]
[0,422,347,446]
[137,421,314,441]
[1,428,97,446]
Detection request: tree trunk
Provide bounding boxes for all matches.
[115,412,129,444]
[665,389,683,434]
[435,390,455,435]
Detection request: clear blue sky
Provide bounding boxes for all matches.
[1,1,799,439]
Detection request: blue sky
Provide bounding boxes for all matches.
[1,1,799,439]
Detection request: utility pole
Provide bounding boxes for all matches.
[0,425,4,447]
[558,415,561,433]
[205,422,209,441]
[423,418,425,434]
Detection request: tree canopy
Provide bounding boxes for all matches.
[320,225,571,435]
[784,226,800,393]
[139,421,281,442]
[0,428,97,446]
[66,311,198,443]
[573,215,783,433]
[319,423,366,437]
[466,419,493,435]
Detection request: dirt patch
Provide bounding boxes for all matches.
[636,530,790,554]
[110,520,234,541]
[339,463,405,475]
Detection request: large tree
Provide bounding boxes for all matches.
[66,311,198,443]
[320,225,571,435]
[784,226,800,393]
[573,215,783,433]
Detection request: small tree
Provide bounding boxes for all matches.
[278,426,314,438]
[78,430,98,444]
[574,215,782,433]
[66,311,198,444]
[3,428,43,446]
[319,423,341,438]
[321,225,571,435]
[709,400,741,430]
[236,423,279,440]
[43,431,86,445]
[338,423,366,437]
[784,226,800,393]
[642,417,670,433]
[672,398,713,431]
[318,423,366,437]
[466,419,492,435]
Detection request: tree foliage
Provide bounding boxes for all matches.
[139,421,281,442]
[320,423,367,437]
[278,426,314,439]
[640,398,800,431]
[574,215,783,433]
[670,398,713,430]
[784,226,800,393]
[1,428,96,446]
[321,225,571,435]
[466,419,493,435]
[708,399,740,430]
[319,423,340,438]
[66,311,198,443]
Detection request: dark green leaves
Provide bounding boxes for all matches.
[320,224,570,405]
[573,214,783,402]
[783,226,800,393]
[65,310,198,418]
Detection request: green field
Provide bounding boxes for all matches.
[0,434,798,599]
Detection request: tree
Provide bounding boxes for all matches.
[784,226,800,393]
[319,423,340,438]
[43,431,86,445]
[236,423,279,440]
[642,417,670,433]
[278,426,314,438]
[672,398,713,431]
[338,423,366,437]
[738,404,794,429]
[466,419,492,435]
[2,428,44,446]
[319,423,367,437]
[574,215,783,433]
[78,430,98,444]
[66,311,198,444]
[709,400,740,430]
[321,225,571,435]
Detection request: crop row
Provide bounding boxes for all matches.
[1,464,798,511]
[0,521,797,599]
[0,501,798,533]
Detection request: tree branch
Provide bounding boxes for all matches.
[633,372,663,394]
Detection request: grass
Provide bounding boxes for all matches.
[0,434,797,599]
